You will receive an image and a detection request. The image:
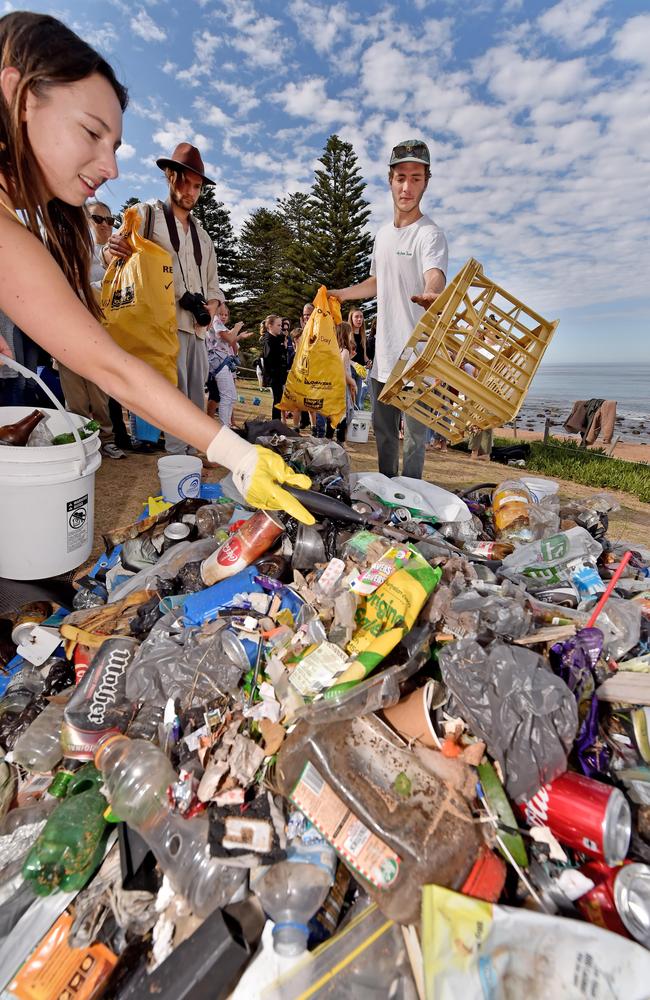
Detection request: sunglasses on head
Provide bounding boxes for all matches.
[89,213,115,226]
[390,142,430,165]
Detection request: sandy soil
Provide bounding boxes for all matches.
[493,426,650,465]
[92,387,650,559]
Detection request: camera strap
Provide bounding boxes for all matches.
[161,200,204,297]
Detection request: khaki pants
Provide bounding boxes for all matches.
[58,364,113,444]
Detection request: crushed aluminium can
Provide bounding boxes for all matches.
[578,860,650,948]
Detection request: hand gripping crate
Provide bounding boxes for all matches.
[379,258,558,444]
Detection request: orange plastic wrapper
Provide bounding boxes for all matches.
[279,285,346,426]
[8,912,117,1000]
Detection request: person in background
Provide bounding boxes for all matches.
[325,321,356,443]
[330,139,448,479]
[0,11,314,524]
[108,142,224,458]
[347,307,368,409]
[260,314,287,421]
[86,198,131,450]
[56,198,126,459]
[206,302,252,427]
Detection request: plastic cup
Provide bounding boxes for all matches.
[157,455,203,502]
[383,680,446,748]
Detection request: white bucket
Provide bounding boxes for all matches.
[521,476,560,502]
[0,359,101,580]
[158,455,202,502]
[347,410,371,443]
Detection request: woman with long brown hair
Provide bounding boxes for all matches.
[0,12,312,524]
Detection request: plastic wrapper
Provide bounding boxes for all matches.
[295,635,431,726]
[598,596,642,660]
[125,614,243,707]
[108,537,220,603]
[443,589,531,640]
[500,527,603,592]
[549,628,609,777]
[439,639,578,802]
[263,899,417,1000]
[421,884,650,1000]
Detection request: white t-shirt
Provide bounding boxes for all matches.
[370,214,448,383]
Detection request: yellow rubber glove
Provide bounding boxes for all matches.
[207,426,315,525]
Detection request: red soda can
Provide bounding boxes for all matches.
[576,860,631,939]
[200,510,284,586]
[518,771,631,866]
[577,860,650,948]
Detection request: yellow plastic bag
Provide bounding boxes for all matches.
[280,285,346,425]
[101,206,178,384]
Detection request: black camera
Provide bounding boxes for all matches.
[179,290,210,327]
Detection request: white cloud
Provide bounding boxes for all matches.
[288,0,352,55]
[130,8,167,43]
[474,45,593,107]
[211,82,259,117]
[612,13,650,67]
[538,0,608,49]
[152,118,212,153]
[193,98,231,128]
[117,143,136,160]
[272,77,357,127]
[73,21,118,53]
[220,0,288,70]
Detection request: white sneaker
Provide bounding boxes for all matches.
[102,442,126,460]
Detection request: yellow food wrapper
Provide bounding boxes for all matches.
[280,285,346,425]
[327,548,441,695]
[101,206,178,384]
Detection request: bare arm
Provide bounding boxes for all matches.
[0,216,220,454]
[328,276,377,303]
[411,267,446,309]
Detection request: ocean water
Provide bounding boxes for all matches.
[514,363,650,441]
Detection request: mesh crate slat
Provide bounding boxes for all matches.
[379,258,558,444]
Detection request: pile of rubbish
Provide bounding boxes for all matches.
[1,433,649,999]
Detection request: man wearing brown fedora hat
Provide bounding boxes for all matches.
[108,142,224,456]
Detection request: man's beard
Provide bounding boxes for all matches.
[170,188,195,210]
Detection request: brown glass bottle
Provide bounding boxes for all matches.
[0,409,45,446]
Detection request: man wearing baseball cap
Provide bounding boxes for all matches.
[330,139,448,479]
[108,143,223,456]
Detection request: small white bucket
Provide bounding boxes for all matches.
[158,455,202,502]
[347,410,371,443]
[0,358,101,580]
[521,476,560,502]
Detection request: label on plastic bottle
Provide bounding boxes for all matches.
[290,761,401,889]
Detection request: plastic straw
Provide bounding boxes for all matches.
[586,550,632,628]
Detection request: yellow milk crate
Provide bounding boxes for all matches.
[379,258,558,444]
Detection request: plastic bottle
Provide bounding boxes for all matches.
[254,860,333,956]
[492,480,534,544]
[0,409,45,446]
[22,763,109,895]
[463,539,515,561]
[9,693,72,772]
[277,713,481,925]
[94,734,244,917]
[0,662,45,716]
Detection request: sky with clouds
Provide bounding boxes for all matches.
[12,0,650,363]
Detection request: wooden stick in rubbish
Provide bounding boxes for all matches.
[586,550,632,628]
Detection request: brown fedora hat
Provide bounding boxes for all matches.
[156,142,215,185]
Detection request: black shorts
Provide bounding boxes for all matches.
[207,374,220,403]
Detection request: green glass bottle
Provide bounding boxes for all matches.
[22,763,109,895]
